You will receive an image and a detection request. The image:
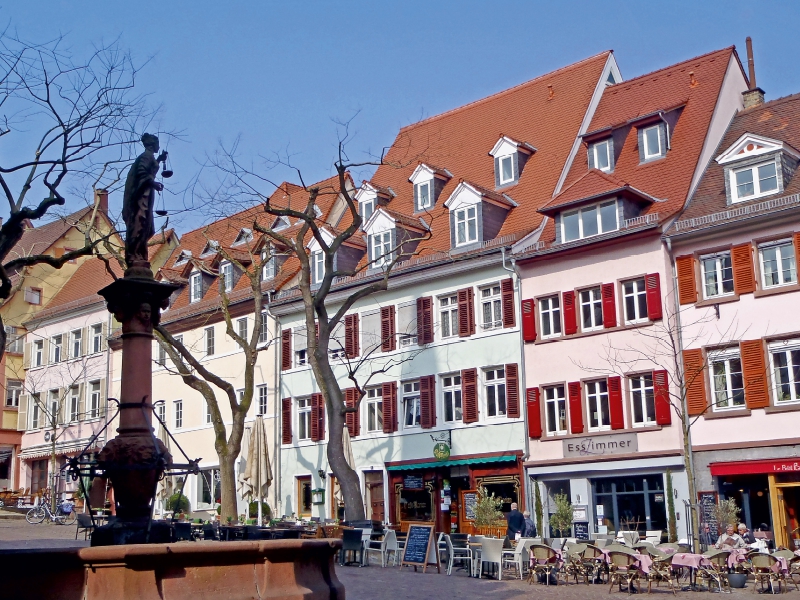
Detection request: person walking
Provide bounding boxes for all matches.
[506,502,525,539]
[522,510,537,538]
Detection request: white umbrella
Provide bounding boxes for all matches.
[240,416,273,524]
[156,422,173,507]
[334,425,356,506]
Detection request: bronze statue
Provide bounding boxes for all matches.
[122,134,164,272]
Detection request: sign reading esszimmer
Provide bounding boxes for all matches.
[563,433,638,458]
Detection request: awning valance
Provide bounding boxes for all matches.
[18,439,100,460]
[386,454,517,472]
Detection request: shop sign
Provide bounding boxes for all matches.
[572,505,588,522]
[563,433,637,458]
[433,442,450,460]
[710,458,800,476]
[403,475,424,490]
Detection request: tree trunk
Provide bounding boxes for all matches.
[218,451,238,523]
[682,419,700,551]
[326,404,364,522]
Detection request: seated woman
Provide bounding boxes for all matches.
[715,524,745,549]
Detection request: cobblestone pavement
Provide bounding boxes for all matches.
[0,515,88,548]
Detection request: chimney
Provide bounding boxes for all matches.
[742,36,765,109]
[95,188,109,213]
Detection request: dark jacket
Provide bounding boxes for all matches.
[741,530,756,544]
[523,517,537,538]
[506,509,525,537]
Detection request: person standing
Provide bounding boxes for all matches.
[506,502,524,539]
[522,510,537,538]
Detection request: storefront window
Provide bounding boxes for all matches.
[593,474,667,534]
[197,468,221,509]
[297,476,312,517]
[399,488,432,522]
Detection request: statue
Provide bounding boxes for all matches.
[122,133,164,273]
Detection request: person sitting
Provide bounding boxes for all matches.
[738,523,756,544]
[715,524,745,549]
[522,510,537,538]
[700,523,718,548]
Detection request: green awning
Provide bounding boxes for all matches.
[386,454,517,471]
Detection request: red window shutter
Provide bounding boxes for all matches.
[567,381,584,434]
[676,255,697,305]
[457,288,475,337]
[416,296,433,345]
[653,369,671,425]
[607,376,624,430]
[345,314,360,358]
[380,306,396,352]
[526,388,542,438]
[281,328,292,371]
[501,278,515,328]
[462,368,479,424]
[794,232,800,269]
[382,381,398,433]
[505,363,520,418]
[420,375,436,429]
[521,298,537,342]
[601,283,617,329]
[740,339,770,409]
[281,398,292,444]
[345,388,359,438]
[732,243,756,295]
[310,393,325,442]
[562,291,577,335]
[683,348,708,416]
[645,273,663,321]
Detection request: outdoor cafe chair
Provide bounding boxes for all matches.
[202,523,219,541]
[646,552,677,595]
[477,537,504,580]
[582,544,608,584]
[502,538,534,580]
[75,513,95,540]
[445,534,472,576]
[698,550,731,593]
[366,529,397,568]
[621,531,640,546]
[527,543,561,586]
[607,551,642,595]
[645,530,663,545]
[340,529,366,567]
[749,552,786,594]
[564,543,591,584]
[173,522,193,542]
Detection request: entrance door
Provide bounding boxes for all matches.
[365,471,384,522]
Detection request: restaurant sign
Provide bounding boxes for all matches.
[433,443,450,460]
[563,433,637,458]
[710,458,800,476]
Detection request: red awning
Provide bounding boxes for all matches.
[710,458,800,476]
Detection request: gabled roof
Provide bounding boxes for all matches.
[6,206,94,268]
[539,169,659,215]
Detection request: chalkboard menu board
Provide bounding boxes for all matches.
[573,521,590,540]
[400,523,439,572]
[462,491,477,521]
[698,491,719,531]
[403,475,424,490]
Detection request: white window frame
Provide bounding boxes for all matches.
[402,381,421,429]
[48,389,59,426]
[592,139,612,171]
[297,397,311,441]
[439,294,459,339]
[205,326,215,356]
[88,381,101,419]
[33,340,44,367]
[189,272,203,303]
[295,348,307,366]
[312,251,325,284]
[360,198,375,222]
[237,317,248,342]
[51,335,63,363]
[629,373,656,427]
[561,200,618,242]
[70,329,82,359]
[69,386,80,423]
[196,467,221,509]
[220,261,234,293]
[442,374,462,423]
[155,402,165,425]
[498,154,514,185]
[91,324,103,354]
[709,349,745,411]
[206,401,212,424]
[416,181,432,210]
[257,385,268,416]
[701,251,734,299]
[365,387,383,432]
[586,380,611,431]
[454,206,478,246]
[580,287,604,332]
[770,340,800,405]
[5,379,22,407]
[759,240,797,289]
[484,367,507,418]
[544,385,568,436]
[479,284,502,331]
[539,295,562,338]
[642,125,663,159]
[258,311,269,345]
[174,399,183,429]
[24,287,42,305]
[4,326,23,354]
[31,394,41,429]
[730,160,779,202]
[622,278,648,324]
[371,231,393,268]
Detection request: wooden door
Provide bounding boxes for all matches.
[365,471,385,522]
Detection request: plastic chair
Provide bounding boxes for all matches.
[75,513,95,540]
[445,534,472,576]
[366,529,397,567]
[621,531,640,546]
[645,530,662,544]
[202,523,219,540]
[502,538,533,580]
[173,522,193,542]
[477,537,504,580]
[340,529,365,567]
[607,551,642,595]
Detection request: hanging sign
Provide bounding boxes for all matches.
[433,442,450,460]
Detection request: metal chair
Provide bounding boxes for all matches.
[173,522,193,542]
[202,523,219,540]
[527,543,561,585]
[647,552,677,595]
[607,551,642,595]
[698,550,731,593]
[75,513,95,540]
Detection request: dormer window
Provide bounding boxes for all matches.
[409,164,449,213]
[590,139,613,172]
[272,216,290,232]
[371,231,393,267]
[360,196,374,221]
[311,251,325,284]
[261,248,276,280]
[200,241,219,257]
[189,272,203,303]
[454,206,478,246]
[489,136,535,189]
[732,161,778,201]
[416,181,431,210]
[561,200,618,242]
[498,155,514,185]
[175,250,192,265]
[220,261,234,293]
[641,124,665,161]
[233,228,253,245]
[444,181,514,251]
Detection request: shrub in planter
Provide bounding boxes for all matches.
[248,500,272,520]
[166,492,190,514]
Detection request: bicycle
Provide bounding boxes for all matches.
[26,499,76,525]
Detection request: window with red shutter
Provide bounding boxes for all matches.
[732,243,756,295]
[281,398,292,444]
[416,297,433,345]
[506,363,520,418]
[568,381,584,433]
[794,232,800,269]
[345,314,360,358]
[645,273,662,321]
[601,283,617,328]
[461,368,479,423]
[310,393,325,442]
[521,298,536,342]
[281,328,292,371]
[683,348,708,415]
[345,388,360,438]
[607,376,624,430]
[526,388,542,438]
[457,288,475,337]
[653,370,671,425]
[380,306,396,352]
[419,375,436,429]
[562,291,577,335]
[740,339,769,409]
[382,381,397,433]
[501,278,515,328]
[676,255,697,305]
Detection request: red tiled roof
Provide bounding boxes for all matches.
[6,207,94,266]
[540,169,659,214]
[31,257,123,321]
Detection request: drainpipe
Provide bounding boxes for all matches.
[501,247,531,509]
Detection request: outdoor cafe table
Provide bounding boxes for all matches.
[599,549,653,574]
[671,553,711,569]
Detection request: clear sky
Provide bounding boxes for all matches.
[7,0,800,230]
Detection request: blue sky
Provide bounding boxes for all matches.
[7,1,800,230]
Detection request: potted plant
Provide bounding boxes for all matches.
[712,498,741,535]
[549,493,573,537]
[226,516,233,525]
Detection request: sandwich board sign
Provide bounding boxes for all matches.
[400,523,440,573]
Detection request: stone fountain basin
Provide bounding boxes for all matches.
[1,538,344,600]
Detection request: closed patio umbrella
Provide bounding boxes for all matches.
[155,422,173,509]
[334,425,356,507]
[240,416,272,525]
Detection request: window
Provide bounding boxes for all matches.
[68,386,79,422]
[710,351,745,411]
[539,295,561,338]
[31,394,40,429]
[499,155,514,185]
[454,206,478,246]
[760,241,797,288]
[297,397,311,440]
[586,380,610,431]
[591,139,611,171]
[189,272,203,302]
[157,342,167,366]
[371,231,393,268]
[237,389,245,403]
[220,262,234,293]
[562,200,618,242]
[258,312,269,344]
[701,252,734,299]
[70,329,82,359]
[257,385,268,416]
[89,381,101,419]
[416,181,431,210]
[442,374,462,423]
[771,341,800,404]
[403,381,420,428]
[642,125,663,159]
[544,385,567,435]
[4,326,23,354]
[51,335,63,363]
[197,468,221,509]
[297,476,312,517]
[206,401,212,424]
[580,287,603,331]
[234,228,253,245]
[91,324,103,354]
[49,389,59,426]
[365,388,383,432]
[630,374,655,426]
[623,279,648,324]
[237,317,248,341]
[174,399,183,429]
[24,287,42,305]
[731,161,778,202]
[480,285,502,330]
[360,197,375,221]
[261,250,277,280]
[5,380,22,407]
[295,348,307,366]
[155,402,165,425]
[312,251,324,284]
[205,327,215,356]
[174,250,191,265]
[485,367,506,417]
[33,340,44,367]
[439,295,458,338]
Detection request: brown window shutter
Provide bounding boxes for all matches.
[281,398,292,444]
[521,298,536,342]
[645,273,663,321]
[345,388,359,438]
[601,283,617,328]
[416,296,433,345]
[794,232,800,268]
[310,393,325,442]
[382,381,397,433]
[731,243,756,294]
[420,375,436,429]
[740,339,770,409]
[607,376,624,430]
[461,368,478,423]
[676,255,697,305]
[683,348,708,416]
[567,381,584,434]
[562,291,577,335]
[380,306,396,352]
[505,363,520,418]
[457,288,475,337]
[501,278,515,328]
[526,388,542,438]
[653,369,672,425]
[345,314,360,358]
[281,328,292,371]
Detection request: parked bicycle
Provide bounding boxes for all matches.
[26,499,76,525]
